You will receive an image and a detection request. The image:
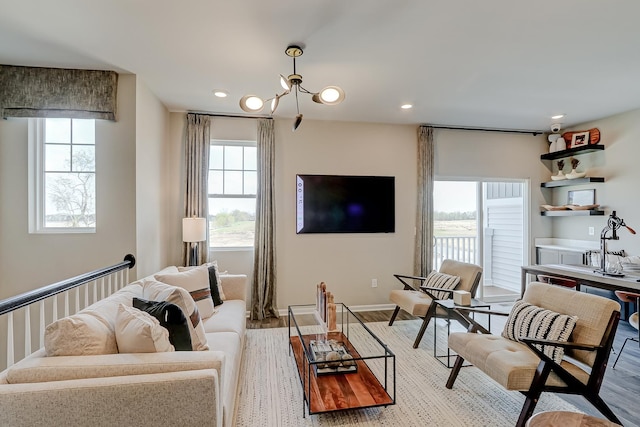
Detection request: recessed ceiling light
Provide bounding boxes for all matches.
[401,104,413,109]
[551,114,564,119]
[213,90,228,98]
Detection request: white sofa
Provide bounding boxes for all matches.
[0,266,247,427]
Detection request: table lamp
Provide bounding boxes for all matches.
[183,217,206,266]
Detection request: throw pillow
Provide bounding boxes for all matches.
[115,304,174,353]
[142,279,209,351]
[155,267,215,319]
[422,271,461,300]
[207,265,224,306]
[44,313,118,356]
[502,300,578,364]
[133,297,192,351]
[179,260,226,301]
[174,263,222,307]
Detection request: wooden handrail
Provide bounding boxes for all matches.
[0,254,135,316]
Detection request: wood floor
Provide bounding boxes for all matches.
[247,309,640,426]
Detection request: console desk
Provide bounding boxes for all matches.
[521,264,640,296]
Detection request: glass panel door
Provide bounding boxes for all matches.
[434,180,527,302]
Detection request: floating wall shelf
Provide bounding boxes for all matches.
[540,144,604,161]
[540,210,605,217]
[540,177,605,188]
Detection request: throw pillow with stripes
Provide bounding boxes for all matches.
[422,271,460,300]
[502,300,578,364]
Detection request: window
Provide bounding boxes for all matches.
[208,140,257,248]
[29,118,96,233]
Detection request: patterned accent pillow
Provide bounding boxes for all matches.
[422,271,460,300]
[178,260,226,302]
[155,267,215,319]
[502,300,578,364]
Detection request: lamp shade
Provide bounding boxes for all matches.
[182,217,207,243]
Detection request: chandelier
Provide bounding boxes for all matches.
[239,45,345,131]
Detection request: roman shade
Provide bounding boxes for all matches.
[0,65,118,120]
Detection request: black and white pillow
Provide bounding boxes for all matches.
[502,300,578,363]
[133,297,192,351]
[423,271,460,300]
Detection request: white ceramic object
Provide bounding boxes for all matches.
[556,137,566,151]
[566,169,586,179]
[550,171,566,181]
[548,140,557,153]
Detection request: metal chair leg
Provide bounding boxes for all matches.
[612,337,636,368]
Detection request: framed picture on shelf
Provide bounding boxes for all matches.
[570,131,590,148]
[568,189,595,206]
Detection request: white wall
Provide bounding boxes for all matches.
[547,108,640,255]
[166,117,551,311]
[0,74,138,299]
[135,78,172,277]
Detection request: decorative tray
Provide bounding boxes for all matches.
[309,340,358,376]
[566,204,600,210]
[541,204,569,211]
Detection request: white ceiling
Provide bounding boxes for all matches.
[1,0,640,132]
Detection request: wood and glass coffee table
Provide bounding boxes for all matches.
[288,303,396,417]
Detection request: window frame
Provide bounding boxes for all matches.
[28,118,97,234]
[208,139,257,250]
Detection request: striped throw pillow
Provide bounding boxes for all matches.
[502,300,578,364]
[423,271,460,300]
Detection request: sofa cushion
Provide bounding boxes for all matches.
[155,267,215,319]
[179,260,226,301]
[44,313,117,356]
[133,298,192,351]
[115,304,174,353]
[143,279,209,351]
[202,300,246,336]
[502,300,578,364]
[205,331,242,425]
[423,271,460,300]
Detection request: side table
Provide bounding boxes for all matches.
[433,298,490,368]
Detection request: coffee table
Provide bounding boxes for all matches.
[288,303,396,417]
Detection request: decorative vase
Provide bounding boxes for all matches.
[566,169,586,179]
[550,171,566,181]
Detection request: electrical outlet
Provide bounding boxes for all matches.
[589,226,595,236]
[371,279,378,288]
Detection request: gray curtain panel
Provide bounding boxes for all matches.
[0,65,118,120]
[183,113,211,267]
[414,126,435,276]
[251,119,279,320]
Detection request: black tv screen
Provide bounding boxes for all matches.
[296,174,395,234]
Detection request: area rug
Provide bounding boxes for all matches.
[235,320,581,426]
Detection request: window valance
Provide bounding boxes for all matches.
[0,65,118,121]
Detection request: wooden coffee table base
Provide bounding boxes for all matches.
[289,331,394,415]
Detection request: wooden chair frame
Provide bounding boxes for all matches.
[388,270,482,348]
[445,306,621,427]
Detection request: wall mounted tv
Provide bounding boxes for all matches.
[296,174,395,234]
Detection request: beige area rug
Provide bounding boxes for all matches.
[235,320,581,426]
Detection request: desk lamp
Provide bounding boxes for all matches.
[183,217,207,266]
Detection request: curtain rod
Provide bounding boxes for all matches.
[187,111,273,120]
[424,124,543,136]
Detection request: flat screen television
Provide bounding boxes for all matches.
[296,174,395,234]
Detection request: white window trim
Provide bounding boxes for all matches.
[28,118,96,234]
[208,139,256,249]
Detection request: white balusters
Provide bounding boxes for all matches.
[64,291,69,318]
[74,287,80,314]
[39,301,45,348]
[24,305,32,356]
[7,312,14,368]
